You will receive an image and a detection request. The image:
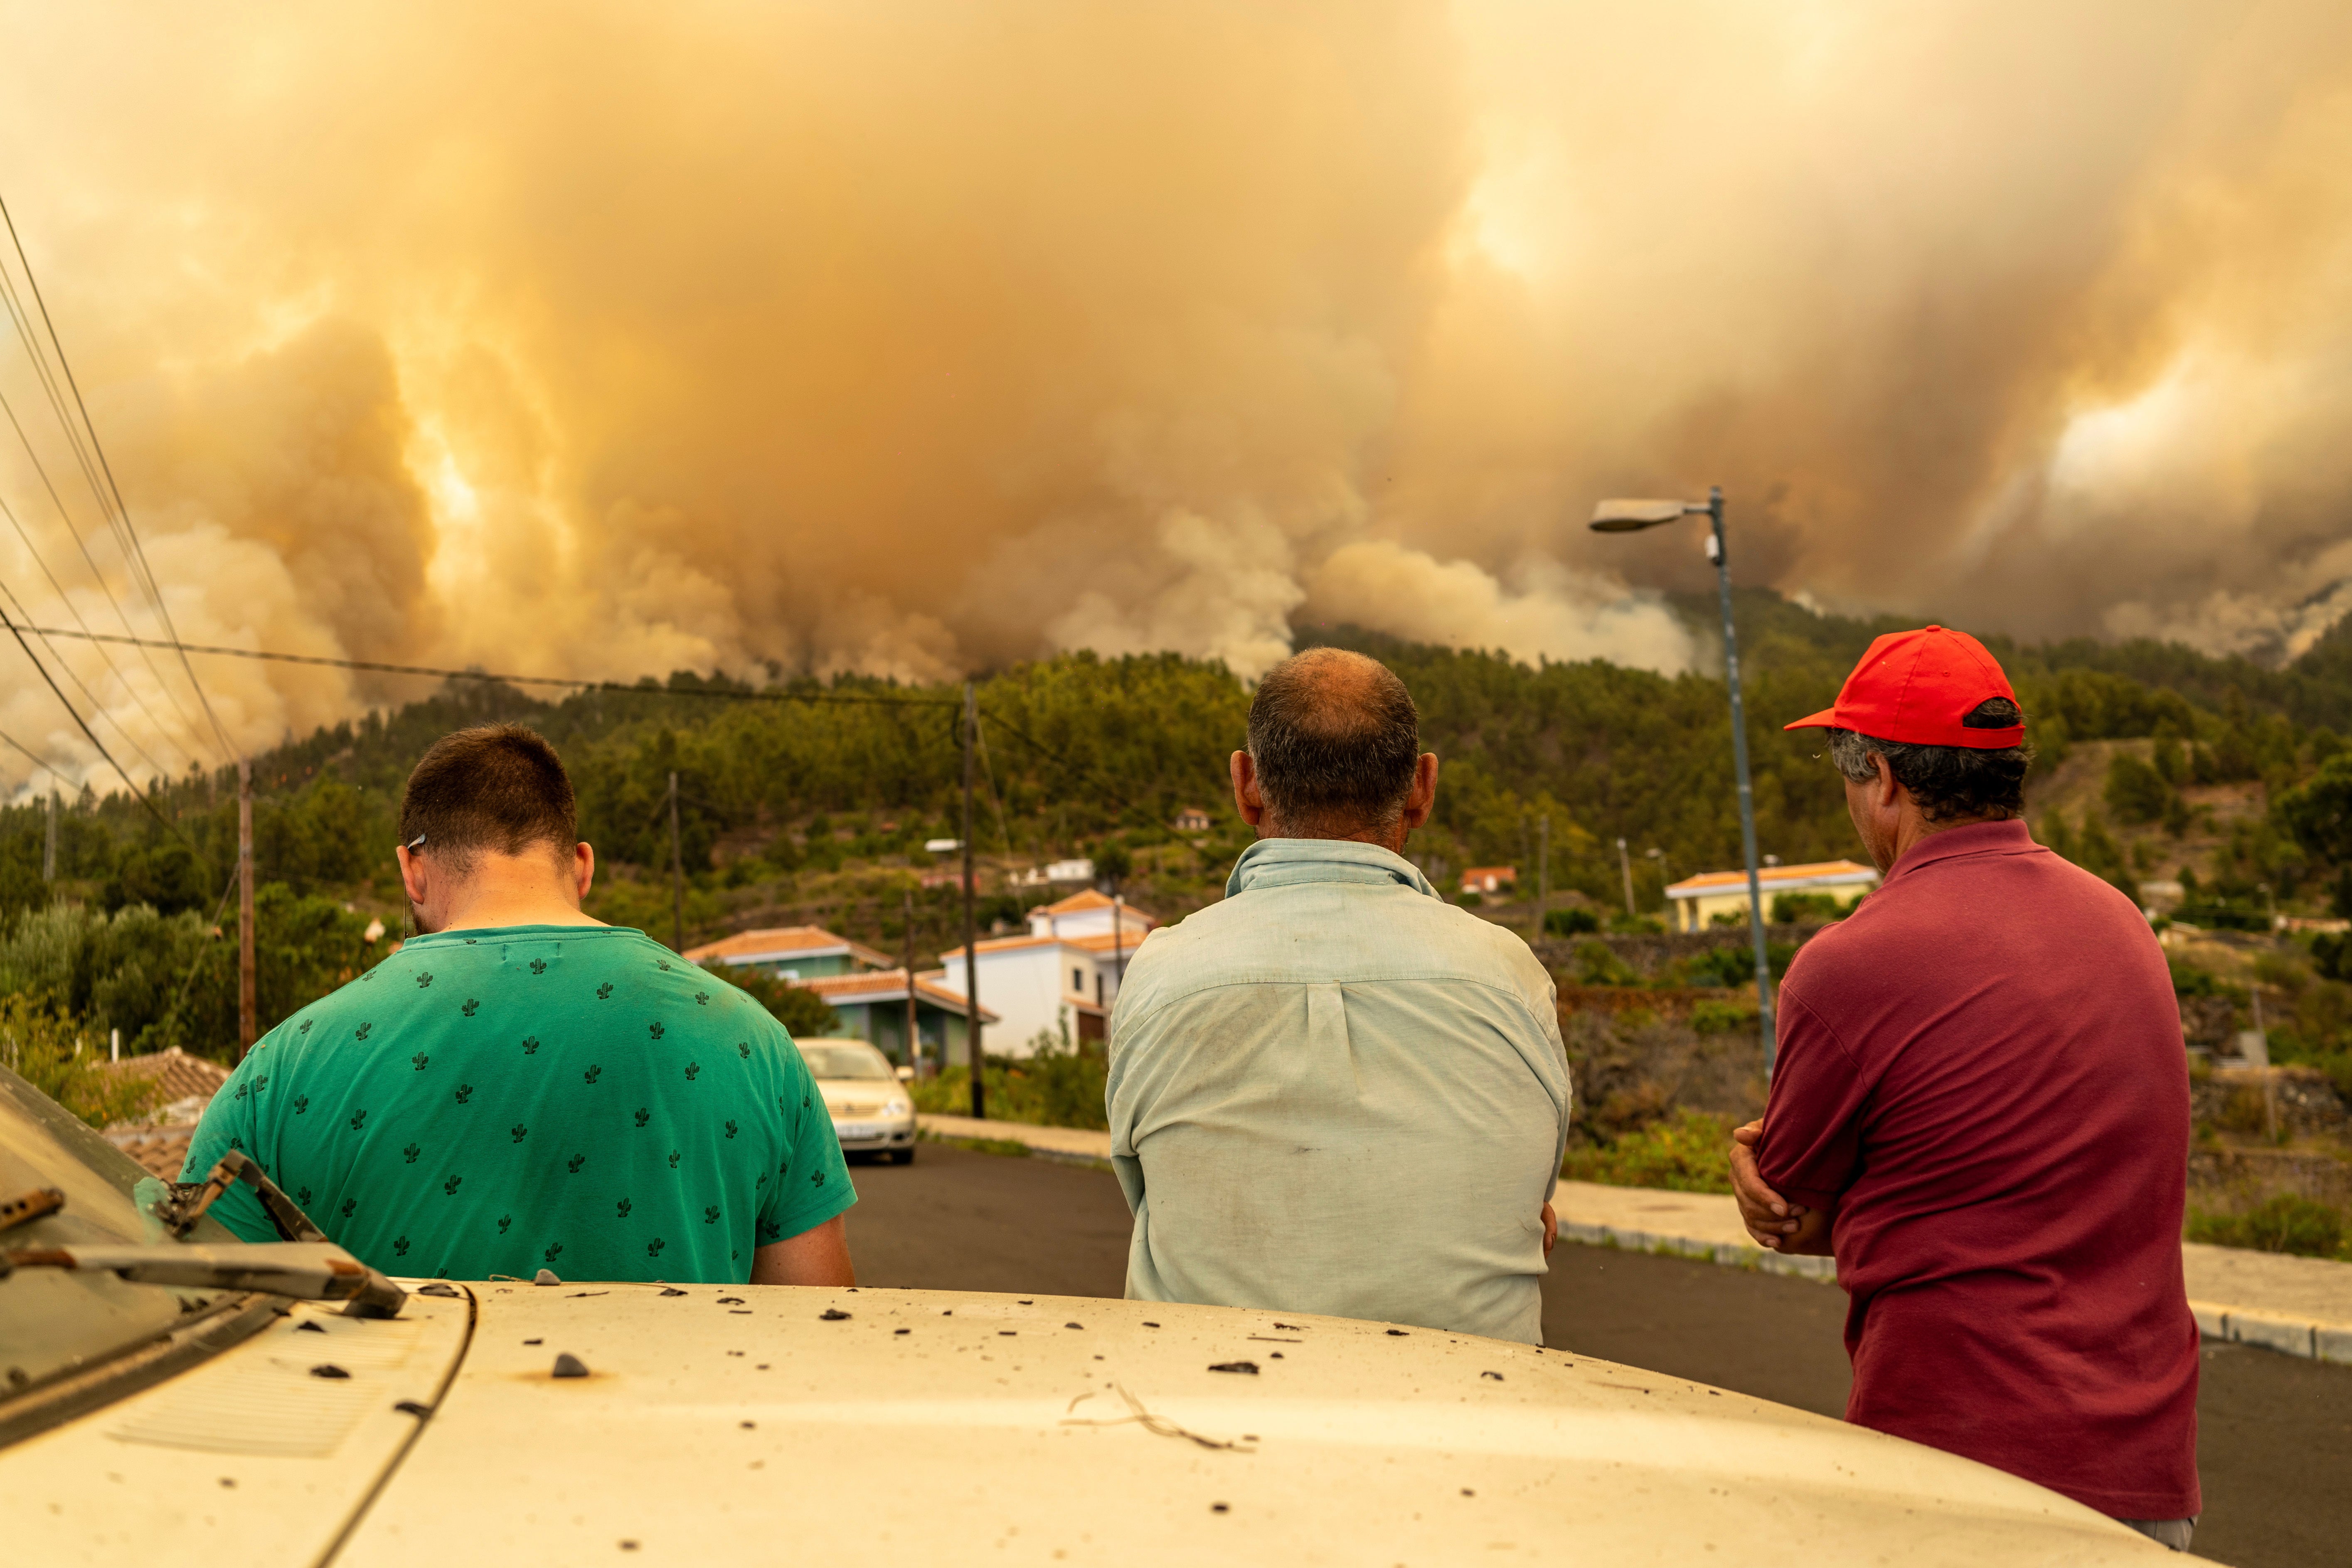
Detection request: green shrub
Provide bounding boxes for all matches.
[2187,1195,2350,1260]
[1561,1109,1734,1194]
[1689,998,1757,1035]
[712,965,842,1039]
[1769,891,1848,924]
[1544,907,1601,936]
[1572,939,1639,987]
[908,1016,1107,1130]
[0,994,159,1129]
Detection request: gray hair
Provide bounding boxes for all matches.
[1826,698,2032,822]
[1247,648,1420,834]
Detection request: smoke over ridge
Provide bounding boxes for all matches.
[2,1,2351,786]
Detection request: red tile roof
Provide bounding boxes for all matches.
[685,925,893,970]
[800,967,999,1024]
[99,1046,232,1108]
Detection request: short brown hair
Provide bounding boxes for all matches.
[1247,648,1421,834]
[398,724,577,873]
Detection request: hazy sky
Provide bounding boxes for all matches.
[2,1,2350,785]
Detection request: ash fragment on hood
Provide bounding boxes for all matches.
[1385,1329,1407,1337]
[1207,1361,1259,1375]
[660,1287,689,1297]
[295,1320,326,1333]
[395,1400,432,1416]
[820,1308,851,1321]
[309,1364,351,1379]
[418,1282,462,1298]
[1481,1371,1503,1381]
[552,1353,590,1378]
[534,1269,561,1285]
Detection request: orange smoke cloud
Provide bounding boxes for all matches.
[0,1,2347,786]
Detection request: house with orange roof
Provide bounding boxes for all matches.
[931,891,1159,1054]
[683,925,990,1070]
[682,926,893,980]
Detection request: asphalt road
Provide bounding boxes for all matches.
[847,1142,2352,1568]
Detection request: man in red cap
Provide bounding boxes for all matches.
[1729,625,2200,1550]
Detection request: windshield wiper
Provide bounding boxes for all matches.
[4,1241,407,1317]
[1,1152,406,1318]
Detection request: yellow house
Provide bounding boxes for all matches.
[1664,859,1880,931]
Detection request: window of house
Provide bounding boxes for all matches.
[1095,973,1104,1005]
[1073,966,1084,992]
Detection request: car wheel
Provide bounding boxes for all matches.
[893,1145,916,1166]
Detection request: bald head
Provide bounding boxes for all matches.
[1245,648,1423,838]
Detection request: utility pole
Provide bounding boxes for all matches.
[43,787,57,882]
[237,758,256,1060]
[668,769,685,953]
[902,886,920,1076]
[1109,892,1125,1045]
[962,681,985,1118]
[1616,836,1634,917]
[1536,814,1549,934]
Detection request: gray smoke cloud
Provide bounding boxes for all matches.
[0,1,2347,788]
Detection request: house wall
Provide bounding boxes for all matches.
[938,946,1091,1058]
[834,1000,960,1069]
[1672,881,1873,931]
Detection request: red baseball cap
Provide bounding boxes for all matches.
[1783,625,2024,748]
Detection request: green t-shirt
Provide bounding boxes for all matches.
[182,924,853,1283]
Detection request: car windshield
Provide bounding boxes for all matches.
[0,1062,245,1435]
[800,1043,895,1080]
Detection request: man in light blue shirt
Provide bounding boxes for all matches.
[1107,648,1571,1344]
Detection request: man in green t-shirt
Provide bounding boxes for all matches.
[183,724,854,1285]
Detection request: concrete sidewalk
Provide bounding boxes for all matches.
[915,1113,2352,1365]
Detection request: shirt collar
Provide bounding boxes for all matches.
[1225,837,1441,900]
[1882,817,2038,885]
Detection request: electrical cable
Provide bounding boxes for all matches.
[0,564,183,782]
[0,191,234,762]
[0,386,208,768]
[0,723,73,783]
[10,623,961,708]
[0,603,207,857]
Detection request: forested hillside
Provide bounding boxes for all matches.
[5,589,2350,1058]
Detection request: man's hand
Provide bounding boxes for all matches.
[749,1214,855,1286]
[1729,1120,1807,1249]
[1540,1201,1557,1257]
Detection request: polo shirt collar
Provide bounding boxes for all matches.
[1882,817,2037,886]
[1226,836,1440,900]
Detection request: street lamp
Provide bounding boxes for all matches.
[1589,486,1776,1073]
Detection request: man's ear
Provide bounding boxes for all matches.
[396,844,429,906]
[571,842,596,902]
[1399,753,1439,832]
[1230,750,1266,827]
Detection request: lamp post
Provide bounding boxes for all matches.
[1590,486,1776,1073]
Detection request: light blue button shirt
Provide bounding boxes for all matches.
[1107,837,1572,1344]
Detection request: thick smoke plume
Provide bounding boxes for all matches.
[2,1,2350,787]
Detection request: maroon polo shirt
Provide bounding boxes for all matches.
[1755,819,2199,1521]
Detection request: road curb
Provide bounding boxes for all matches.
[916,1113,1112,1169]
[1553,1218,1840,1283]
[913,1118,2352,1365]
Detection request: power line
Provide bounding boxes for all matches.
[0,410,206,773]
[11,622,960,709]
[0,604,206,857]
[0,723,72,782]
[0,191,232,763]
[0,568,184,783]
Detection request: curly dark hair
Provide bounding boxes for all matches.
[1826,698,2032,822]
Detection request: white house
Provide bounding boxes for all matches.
[933,889,1159,1056]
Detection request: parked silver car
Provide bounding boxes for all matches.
[799,1037,918,1163]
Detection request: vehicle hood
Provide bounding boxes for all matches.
[370,1286,2186,1564]
[815,1079,902,1110]
[9,1282,2200,1565]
